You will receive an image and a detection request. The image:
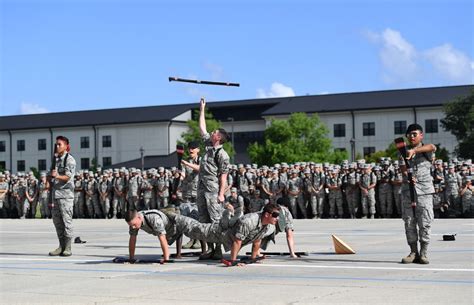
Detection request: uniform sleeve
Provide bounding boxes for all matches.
[234,218,251,240]
[148,215,167,235]
[65,156,76,178]
[217,150,230,175]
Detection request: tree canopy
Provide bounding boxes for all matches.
[247,112,348,166]
[441,90,474,159]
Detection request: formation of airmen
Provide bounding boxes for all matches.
[0,157,472,220]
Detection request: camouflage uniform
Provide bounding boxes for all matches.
[392,167,404,216]
[51,152,76,252]
[327,172,343,218]
[140,176,154,210]
[38,178,51,218]
[379,166,394,217]
[344,170,359,218]
[84,176,97,218]
[196,133,230,223]
[0,179,8,218]
[127,173,142,211]
[73,176,85,218]
[112,173,126,216]
[129,210,182,245]
[98,178,111,217]
[287,174,306,218]
[155,173,169,209]
[401,147,434,261]
[26,178,38,218]
[177,211,273,252]
[360,170,377,217]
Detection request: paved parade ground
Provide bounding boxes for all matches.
[0,218,473,305]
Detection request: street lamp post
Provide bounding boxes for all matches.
[227,117,234,164]
[350,138,356,162]
[139,146,145,171]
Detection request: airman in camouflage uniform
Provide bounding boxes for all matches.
[0,174,9,218]
[400,124,436,264]
[327,168,343,218]
[49,136,76,257]
[73,173,85,218]
[38,172,51,218]
[196,98,230,259]
[359,164,377,219]
[155,168,169,209]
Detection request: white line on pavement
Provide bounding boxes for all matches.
[249,263,474,273]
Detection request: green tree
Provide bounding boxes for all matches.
[29,167,40,180]
[364,142,399,163]
[179,109,235,160]
[248,112,348,166]
[441,90,474,159]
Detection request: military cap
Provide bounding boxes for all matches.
[252,164,258,169]
[0,174,4,178]
[274,163,281,169]
[238,164,244,168]
[245,164,252,169]
[281,163,289,168]
[158,167,165,172]
[304,168,311,174]
[231,187,238,193]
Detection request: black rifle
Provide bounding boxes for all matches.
[169,77,240,87]
[394,138,417,218]
[48,143,58,209]
[176,144,184,170]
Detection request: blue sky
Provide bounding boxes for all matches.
[1,0,472,116]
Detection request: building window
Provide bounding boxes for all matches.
[17,140,25,152]
[363,122,375,136]
[363,147,376,157]
[80,136,90,149]
[38,139,47,151]
[335,148,346,152]
[333,124,346,137]
[102,157,112,167]
[425,119,438,133]
[38,159,47,171]
[17,160,25,172]
[0,141,5,152]
[81,158,90,170]
[102,135,112,148]
[394,120,407,135]
[0,161,5,170]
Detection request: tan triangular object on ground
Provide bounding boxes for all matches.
[332,235,356,254]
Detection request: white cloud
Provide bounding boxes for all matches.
[366,28,473,84]
[256,82,296,98]
[424,44,474,83]
[379,28,418,83]
[19,102,49,114]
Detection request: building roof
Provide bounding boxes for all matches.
[1,85,472,131]
[106,152,180,169]
[262,85,474,116]
[0,103,193,131]
[0,97,279,132]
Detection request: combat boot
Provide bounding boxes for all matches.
[182,239,195,249]
[49,239,64,256]
[418,243,429,264]
[401,243,419,264]
[60,237,72,257]
[211,244,223,260]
